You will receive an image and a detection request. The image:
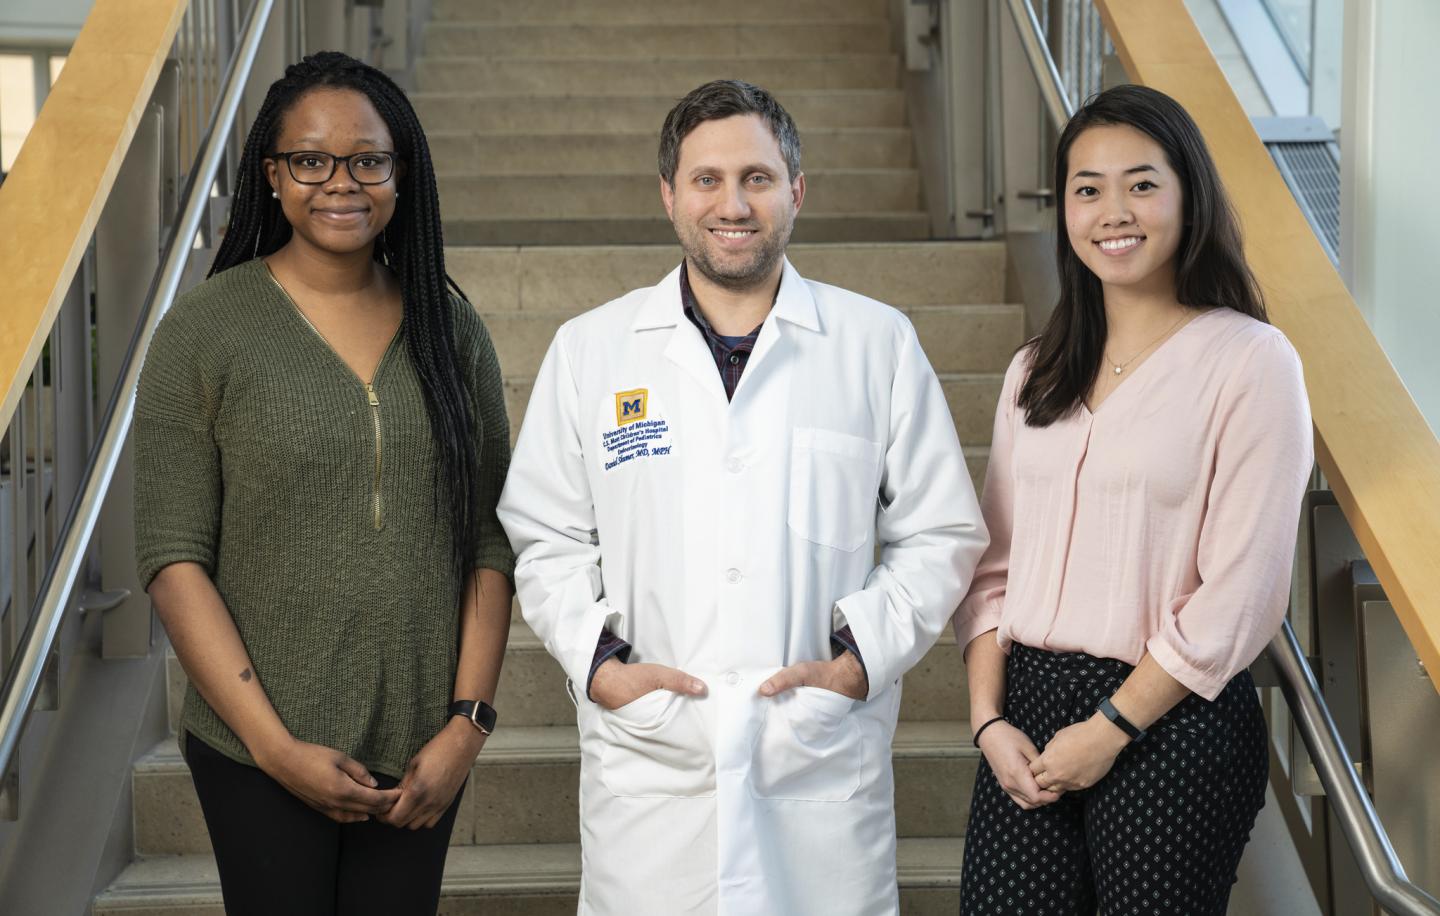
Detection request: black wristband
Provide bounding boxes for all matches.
[1097,696,1145,742]
[972,715,1007,747]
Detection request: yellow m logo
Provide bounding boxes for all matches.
[615,389,648,425]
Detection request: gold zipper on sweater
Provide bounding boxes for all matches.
[264,263,389,531]
[366,383,383,529]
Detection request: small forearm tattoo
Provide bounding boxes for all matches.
[239,668,253,683]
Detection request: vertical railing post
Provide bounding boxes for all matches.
[382,0,410,76]
[1359,596,1440,903]
[93,104,165,660]
[996,0,1057,234]
[943,0,993,238]
[156,62,183,238]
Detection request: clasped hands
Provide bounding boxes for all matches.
[589,650,868,710]
[977,713,1131,810]
[257,716,484,829]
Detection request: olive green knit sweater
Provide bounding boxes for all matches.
[134,258,514,777]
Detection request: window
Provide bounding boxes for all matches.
[0,53,37,172]
[0,50,69,173]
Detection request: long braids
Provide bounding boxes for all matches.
[212,51,479,588]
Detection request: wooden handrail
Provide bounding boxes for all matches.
[0,0,187,432]
[1096,0,1440,692]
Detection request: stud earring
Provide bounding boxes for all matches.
[271,190,278,199]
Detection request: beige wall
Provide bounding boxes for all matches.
[1342,0,1440,435]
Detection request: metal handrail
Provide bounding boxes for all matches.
[997,2,1440,912]
[1002,0,1075,129]
[0,0,276,788]
[1271,621,1440,915]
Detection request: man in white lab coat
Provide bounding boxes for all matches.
[497,80,988,916]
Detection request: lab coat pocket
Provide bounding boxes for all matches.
[600,690,716,798]
[750,686,864,802]
[788,428,883,552]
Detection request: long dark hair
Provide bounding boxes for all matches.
[1017,84,1267,427]
[212,51,478,583]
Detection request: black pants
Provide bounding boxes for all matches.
[959,644,1269,916]
[185,731,464,916]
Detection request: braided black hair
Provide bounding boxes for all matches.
[212,50,479,586]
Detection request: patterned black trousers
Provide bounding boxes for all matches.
[959,644,1269,916]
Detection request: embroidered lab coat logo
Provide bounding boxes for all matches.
[615,389,648,425]
[601,390,672,471]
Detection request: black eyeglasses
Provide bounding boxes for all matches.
[270,150,398,185]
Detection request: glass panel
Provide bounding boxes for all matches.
[48,55,66,85]
[0,53,38,173]
[1261,0,1314,75]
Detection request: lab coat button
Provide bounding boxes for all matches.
[725,671,741,686]
[726,457,744,474]
[724,568,742,584]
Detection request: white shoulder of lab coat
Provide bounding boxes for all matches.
[824,292,990,697]
[494,286,654,687]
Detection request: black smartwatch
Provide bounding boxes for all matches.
[448,699,498,736]
[1097,696,1145,742]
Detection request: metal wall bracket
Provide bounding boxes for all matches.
[77,589,131,615]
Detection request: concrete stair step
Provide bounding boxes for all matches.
[429,0,890,24]
[416,55,901,94]
[448,242,1008,311]
[423,22,892,58]
[443,213,931,246]
[168,618,969,733]
[132,721,978,856]
[95,839,961,914]
[436,169,919,220]
[414,90,907,132]
[501,372,1002,448]
[482,304,1021,381]
[428,128,914,174]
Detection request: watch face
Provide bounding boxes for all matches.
[475,704,497,733]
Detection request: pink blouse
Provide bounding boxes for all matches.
[953,308,1313,699]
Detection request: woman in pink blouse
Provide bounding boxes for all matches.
[955,86,1312,915]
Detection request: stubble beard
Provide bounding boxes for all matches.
[677,218,796,293]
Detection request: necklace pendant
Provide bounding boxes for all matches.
[1114,366,1123,375]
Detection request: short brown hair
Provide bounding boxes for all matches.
[658,80,802,186]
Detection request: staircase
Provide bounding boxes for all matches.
[93,0,1026,911]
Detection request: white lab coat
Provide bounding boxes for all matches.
[497,259,988,916]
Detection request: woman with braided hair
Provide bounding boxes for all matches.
[133,51,514,914]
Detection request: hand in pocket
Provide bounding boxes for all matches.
[757,652,867,701]
[591,658,707,710]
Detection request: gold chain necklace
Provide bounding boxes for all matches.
[1104,310,1192,375]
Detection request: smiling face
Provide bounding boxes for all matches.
[1063,123,1185,298]
[264,87,399,258]
[659,113,805,292]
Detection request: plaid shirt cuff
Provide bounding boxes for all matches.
[586,628,633,701]
[830,625,867,679]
